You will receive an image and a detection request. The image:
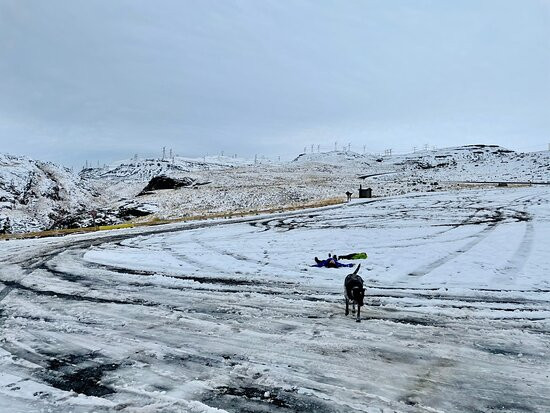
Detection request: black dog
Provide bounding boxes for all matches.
[344,264,365,322]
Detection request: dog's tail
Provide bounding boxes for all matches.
[353,263,361,275]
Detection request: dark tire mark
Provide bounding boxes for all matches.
[40,352,119,397]
[1,279,153,306]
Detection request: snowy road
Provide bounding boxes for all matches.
[1,187,549,412]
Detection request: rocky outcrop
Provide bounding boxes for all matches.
[138,175,195,195]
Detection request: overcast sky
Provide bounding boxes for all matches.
[0,0,549,167]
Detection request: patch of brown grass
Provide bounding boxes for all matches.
[0,197,344,240]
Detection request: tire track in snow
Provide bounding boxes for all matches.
[496,219,535,280]
[407,220,499,277]
[1,189,550,412]
[168,249,226,274]
[0,285,13,302]
[491,191,550,282]
[405,194,544,278]
[187,230,307,277]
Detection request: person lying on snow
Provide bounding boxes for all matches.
[313,254,354,268]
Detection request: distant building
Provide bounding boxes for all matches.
[359,185,372,198]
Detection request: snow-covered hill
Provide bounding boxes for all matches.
[2,145,549,234]
[80,155,257,182]
[294,144,550,183]
[122,145,549,224]
[386,144,550,182]
[293,150,377,165]
[293,144,550,197]
[0,154,101,233]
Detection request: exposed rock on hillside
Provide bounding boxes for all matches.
[118,201,158,219]
[49,208,121,230]
[139,175,195,195]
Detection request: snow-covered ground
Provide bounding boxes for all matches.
[1,186,549,412]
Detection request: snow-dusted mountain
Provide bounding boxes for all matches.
[293,150,376,165]
[387,144,550,182]
[293,144,550,195]
[2,145,549,234]
[80,155,257,182]
[294,144,550,183]
[0,154,100,233]
[89,145,549,226]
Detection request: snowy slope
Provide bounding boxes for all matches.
[293,145,550,199]
[97,145,550,224]
[80,155,257,182]
[3,146,550,234]
[295,144,550,183]
[385,144,550,182]
[0,154,100,233]
[0,187,548,412]
[293,150,377,165]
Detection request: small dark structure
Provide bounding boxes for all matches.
[358,185,372,198]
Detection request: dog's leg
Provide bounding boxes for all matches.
[356,305,361,322]
[345,297,349,316]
